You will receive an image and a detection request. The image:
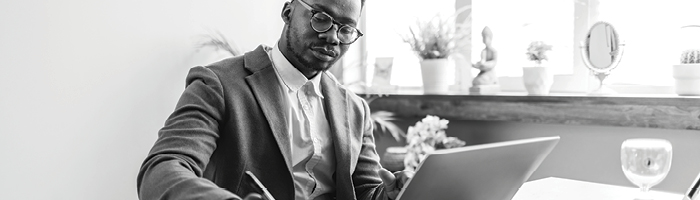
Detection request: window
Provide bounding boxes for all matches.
[364,0,456,87]
[355,0,700,94]
[472,0,574,76]
[598,0,700,86]
[472,0,580,93]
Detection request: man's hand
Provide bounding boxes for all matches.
[378,168,415,200]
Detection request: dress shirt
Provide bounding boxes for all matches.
[267,44,336,200]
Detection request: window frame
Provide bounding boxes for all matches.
[339,0,676,95]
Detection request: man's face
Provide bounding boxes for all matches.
[283,0,362,75]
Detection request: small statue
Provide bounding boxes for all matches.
[472,26,498,86]
[469,26,500,94]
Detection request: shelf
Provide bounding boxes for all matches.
[367,93,700,130]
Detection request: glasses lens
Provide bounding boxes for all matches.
[311,13,333,32]
[338,26,359,43]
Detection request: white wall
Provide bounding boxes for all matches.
[0,0,284,199]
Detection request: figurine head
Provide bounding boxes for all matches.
[482,26,493,45]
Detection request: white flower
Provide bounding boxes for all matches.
[403,115,451,171]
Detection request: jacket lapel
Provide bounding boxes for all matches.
[320,72,355,199]
[244,45,292,173]
[244,46,356,198]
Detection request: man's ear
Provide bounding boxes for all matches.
[281,1,293,24]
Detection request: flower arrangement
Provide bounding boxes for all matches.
[402,6,471,60]
[680,49,700,64]
[526,41,553,65]
[403,115,466,171]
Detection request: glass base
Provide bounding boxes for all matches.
[632,187,655,200]
[633,194,654,200]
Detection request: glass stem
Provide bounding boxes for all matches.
[640,186,650,193]
[638,186,652,200]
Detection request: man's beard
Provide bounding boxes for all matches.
[285,26,336,72]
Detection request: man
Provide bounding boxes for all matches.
[137,0,413,199]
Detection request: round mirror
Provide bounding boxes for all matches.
[580,21,625,95]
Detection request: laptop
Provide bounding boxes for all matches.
[395,136,560,200]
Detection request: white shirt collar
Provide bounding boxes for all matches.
[270,43,324,98]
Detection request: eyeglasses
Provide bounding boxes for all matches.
[295,0,364,44]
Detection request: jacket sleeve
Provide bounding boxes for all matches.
[137,66,239,200]
[352,98,390,200]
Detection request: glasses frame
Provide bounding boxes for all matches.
[295,0,364,44]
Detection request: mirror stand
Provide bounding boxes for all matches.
[590,72,616,95]
[579,42,625,96]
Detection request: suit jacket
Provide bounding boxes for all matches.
[137,45,387,200]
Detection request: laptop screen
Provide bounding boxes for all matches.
[395,136,560,200]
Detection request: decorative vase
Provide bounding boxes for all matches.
[522,66,553,95]
[673,64,700,96]
[420,58,451,94]
[381,146,407,172]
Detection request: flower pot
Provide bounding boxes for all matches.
[673,64,700,96]
[381,146,407,172]
[523,66,553,95]
[420,58,451,94]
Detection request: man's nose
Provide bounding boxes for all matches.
[318,24,340,45]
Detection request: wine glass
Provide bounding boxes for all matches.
[621,138,673,200]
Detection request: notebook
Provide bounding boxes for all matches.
[395,136,560,200]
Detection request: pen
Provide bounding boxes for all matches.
[685,172,700,200]
[245,171,276,200]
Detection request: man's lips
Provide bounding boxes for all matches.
[311,46,338,58]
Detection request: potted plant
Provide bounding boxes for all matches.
[523,41,554,95]
[403,6,471,94]
[673,49,700,96]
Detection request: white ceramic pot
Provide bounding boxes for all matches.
[420,58,451,94]
[673,64,700,96]
[522,66,553,95]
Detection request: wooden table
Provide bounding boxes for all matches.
[512,177,684,200]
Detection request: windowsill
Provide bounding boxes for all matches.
[363,89,700,130]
